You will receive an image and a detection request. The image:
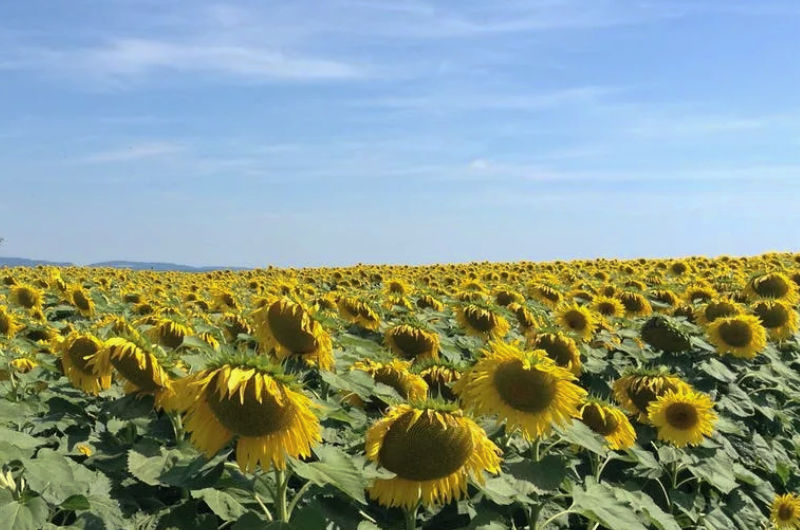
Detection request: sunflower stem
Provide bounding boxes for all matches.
[404,504,418,530]
[531,439,541,462]
[536,506,576,529]
[287,480,313,519]
[274,468,290,522]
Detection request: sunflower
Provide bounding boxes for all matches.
[706,314,767,359]
[252,298,333,371]
[179,362,321,472]
[578,399,636,450]
[647,389,717,447]
[591,296,625,318]
[527,284,562,307]
[612,371,692,422]
[385,324,440,362]
[752,300,799,341]
[59,332,112,395]
[456,304,510,340]
[746,272,798,303]
[415,360,462,400]
[148,319,193,349]
[337,297,381,330]
[349,359,428,408]
[684,284,716,304]
[384,279,413,298]
[650,289,680,309]
[94,337,173,407]
[507,302,539,334]
[493,289,524,307]
[616,292,653,318]
[0,306,21,337]
[416,295,444,311]
[555,304,597,341]
[695,299,742,327]
[10,357,37,373]
[531,332,581,375]
[640,315,691,353]
[771,494,800,529]
[453,341,586,439]
[366,403,501,509]
[9,284,42,310]
[68,286,95,318]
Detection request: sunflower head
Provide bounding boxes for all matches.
[771,494,800,529]
[493,289,524,307]
[507,302,540,332]
[366,402,501,509]
[350,359,428,409]
[416,295,444,311]
[252,298,333,371]
[647,389,717,447]
[555,304,597,341]
[695,299,742,327]
[149,318,193,349]
[95,337,172,405]
[10,284,43,310]
[752,300,799,341]
[59,332,112,395]
[578,399,636,450]
[527,283,562,307]
[0,306,22,337]
[414,359,462,401]
[532,332,581,375]
[612,371,692,421]
[69,286,95,317]
[180,360,321,472]
[640,315,692,353]
[337,297,381,330]
[453,341,587,439]
[456,304,510,340]
[746,272,798,302]
[591,296,625,318]
[384,324,440,362]
[616,292,652,318]
[706,314,767,359]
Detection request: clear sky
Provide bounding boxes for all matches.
[1,1,799,268]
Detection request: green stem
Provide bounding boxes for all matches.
[531,439,541,462]
[537,507,576,529]
[274,468,289,523]
[287,480,313,518]
[404,504,418,530]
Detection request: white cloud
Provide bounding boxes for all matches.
[78,142,183,163]
[3,38,363,83]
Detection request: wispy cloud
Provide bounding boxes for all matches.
[78,142,184,163]
[3,38,363,84]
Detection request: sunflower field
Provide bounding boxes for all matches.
[2,253,800,529]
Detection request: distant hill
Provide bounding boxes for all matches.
[0,257,248,272]
[0,257,74,267]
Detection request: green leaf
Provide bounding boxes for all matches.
[558,420,608,455]
[690,453,738,494]
[127,447,179,486]
[191,488,248,522]
[232,512,270,530]
[290,446,368,504]
[0,497,49,530]
[505,455,567,492]
[571,479,647,530]
[60,494,91,511]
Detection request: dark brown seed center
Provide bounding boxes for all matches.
[493,360,557,413]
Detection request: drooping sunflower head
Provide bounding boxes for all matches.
[384,279,412,297]
[219,312,254,343]
[59,332,112,395]
[416,294,444,312]
[640,315,692,353]
[695,298,743,327]
[337,296,381,330]
[616,292,653,318]
[493,289,524,307]
[746,272,798,303]
[706,314,767,359]
[555,304,597,341]
[532,332,581,375]
[350,359,429,409]
[527,283,563,307]
[591,296,625,318]
[578,398,636,450]
[10,357,38,373]
[612,370,692,422]
[366,402,501,509]
[0,306,22,338]
[506,302,540,334]
[650,289,680,309]
[414,359,462,401]
[213,290,239,311]
[453,341,587,439]
[647,389,717,447]
[771,494,800,529]
[9,284,43,310]
[252,298,333,371]
[752,300,799,341]
[180,360,321,472]
[456,304,510,340]
[148,318,194,349]
[384,324,440,362]
[94,337,172,406]
[684,284,716,304]
[68,286,95,317]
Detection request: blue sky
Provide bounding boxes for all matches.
[1,1,799,267]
